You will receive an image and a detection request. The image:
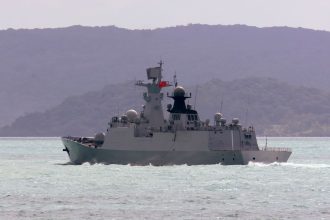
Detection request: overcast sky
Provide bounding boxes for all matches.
[1,0,330,31]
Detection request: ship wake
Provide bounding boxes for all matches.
[247,161,330,168]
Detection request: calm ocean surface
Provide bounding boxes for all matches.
[0,137,329,220]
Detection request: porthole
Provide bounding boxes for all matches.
[253,157,255,160]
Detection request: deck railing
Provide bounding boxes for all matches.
[260,147,292,152]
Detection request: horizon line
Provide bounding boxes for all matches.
[0,23,329,33]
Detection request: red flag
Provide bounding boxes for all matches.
[158,81,169,88]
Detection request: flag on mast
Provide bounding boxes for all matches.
[158,81,169,88]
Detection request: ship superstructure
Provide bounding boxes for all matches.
[62,62,291,165]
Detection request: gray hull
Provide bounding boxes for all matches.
[62,138,291,165]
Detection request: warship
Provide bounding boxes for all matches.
[62,62,292,165]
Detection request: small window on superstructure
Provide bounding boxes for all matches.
[112,117,118,123]
[172,114,181,120]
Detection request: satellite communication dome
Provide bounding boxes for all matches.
[232,118,239,125]
[94,132,105,145]
[220,118,226,125]
[126,109,138,122]
[214,112,223,122]
[173,86,185,97]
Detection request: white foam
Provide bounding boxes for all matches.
[280,162,330,168]
[248,161,330,168]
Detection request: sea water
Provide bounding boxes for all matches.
[0,137,329,220]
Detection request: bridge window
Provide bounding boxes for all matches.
[245,134,252,139]
[187,114,198,121]
[172,114,181,120]
[112,117,119,122]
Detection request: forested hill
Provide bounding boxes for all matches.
[0,24,330,127]
[1,77,330,137]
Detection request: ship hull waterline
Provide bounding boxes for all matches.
[62,138,291,166]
